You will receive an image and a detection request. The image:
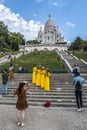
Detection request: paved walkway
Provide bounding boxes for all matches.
[0,52,23,65]
[0,105,87,130]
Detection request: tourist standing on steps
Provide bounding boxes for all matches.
[1,69,9,95]
[72,63,80,76]
[9,63,14,81]
[73,72,85,112]
[13,81,30,127]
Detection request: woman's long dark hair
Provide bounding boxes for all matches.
[18,82,25,94]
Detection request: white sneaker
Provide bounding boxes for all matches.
[80,108,83,111]
[77,109,81,112]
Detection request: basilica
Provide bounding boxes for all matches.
[38,15,64,44]
[20,15,68,52]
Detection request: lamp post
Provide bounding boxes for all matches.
[24,39,26,53]
[73,46,74,55]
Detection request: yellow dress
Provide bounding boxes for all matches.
[41,69,46,89]
[32,66,37,84]
[44,72,50,91]
[36,69,41,87]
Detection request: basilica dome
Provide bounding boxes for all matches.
[45,19,55,27]
[38,26,43,35]
[44,14,55,28]
[38,15,64,44]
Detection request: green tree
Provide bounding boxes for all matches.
[83,41,87,51]
[26,40,41,44]
[0,21,9,51]
[69,36,85,51]
[8,32,25,51]
[0,21,26,51]
[55,42,67,44]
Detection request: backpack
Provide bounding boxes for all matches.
[75,81,81,91]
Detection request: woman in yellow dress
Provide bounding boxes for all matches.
[44,68,51,91]
[41,67,46,89]
[32,64,37,84]
[36,65,41,87]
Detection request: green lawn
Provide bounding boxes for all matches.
[0,50,67,73]
[74,51,87,61]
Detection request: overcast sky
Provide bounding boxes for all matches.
[0,0,87,43]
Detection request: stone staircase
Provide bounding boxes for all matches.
[0,73,87,108]
[62,53,87,73]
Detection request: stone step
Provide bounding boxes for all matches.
[1,97,87,107]
[0,73,87,108]
[2,89,87,95]
[0,73,87,82]
[3,95,87,102]
[1,87,87,93]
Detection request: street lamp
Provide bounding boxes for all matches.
[73,45,74,55]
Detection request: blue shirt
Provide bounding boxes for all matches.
[73,76,85,91]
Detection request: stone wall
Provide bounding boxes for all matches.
[19,44,68,53]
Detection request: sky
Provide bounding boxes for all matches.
[0,0,87,44]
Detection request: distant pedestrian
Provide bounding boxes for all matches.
[73,72,85,112]
[72,63,80,76]
[1,69,9,95]
[13,81,30,127]
[8,54,11,59]
[9,63,14,81]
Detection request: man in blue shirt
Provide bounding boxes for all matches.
[73,72,85,112]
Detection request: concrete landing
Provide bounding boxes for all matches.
[0,105,87,130]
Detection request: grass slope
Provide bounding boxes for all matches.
[0,51,67,73]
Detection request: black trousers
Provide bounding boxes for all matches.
[75,91,83,108]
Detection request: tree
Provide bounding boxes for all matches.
[55,42,67,44]
[0,21,26,51]
[8,32,25,51]
[0,21,9,51]
[8,32,23,51]
[83,41,87,51]
[68,36,85,51]
[17,33,25,45]
[26,40,41,44]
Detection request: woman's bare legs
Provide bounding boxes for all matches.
[17,109,25,126]
[21,110,25,127]
[17,110,21,125]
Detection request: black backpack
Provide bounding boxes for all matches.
[75,81,81,91]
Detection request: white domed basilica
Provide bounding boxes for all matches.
[20,15,67,53]
[38,15,64,44]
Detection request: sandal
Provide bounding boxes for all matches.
[21,123,25,127]
[17,122,21,126]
